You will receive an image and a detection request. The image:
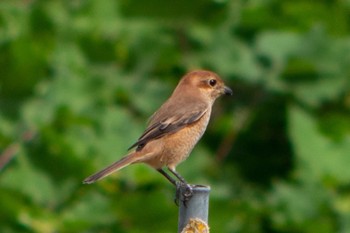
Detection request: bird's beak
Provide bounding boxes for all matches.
[223,86,233,96]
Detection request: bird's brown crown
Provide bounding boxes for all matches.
[177,70,232,100]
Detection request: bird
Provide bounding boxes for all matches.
[83,70,232,201]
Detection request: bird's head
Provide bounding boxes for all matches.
[177,70,233,102]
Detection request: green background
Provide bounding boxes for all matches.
[1,0,350,232]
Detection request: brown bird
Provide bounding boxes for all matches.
[83,70,232,199]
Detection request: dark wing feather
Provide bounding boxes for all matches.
[128,108,207,151]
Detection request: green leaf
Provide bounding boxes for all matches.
[0,152,56,205]
[289,105,350,183]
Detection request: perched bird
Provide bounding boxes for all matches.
[83,70,232,200]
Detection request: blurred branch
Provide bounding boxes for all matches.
[0,131,36,170]
[0,143,19,170]
[215,107,251,162]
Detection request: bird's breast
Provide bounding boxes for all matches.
[160,109,212,169]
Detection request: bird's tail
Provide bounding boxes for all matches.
[83,152,137,184]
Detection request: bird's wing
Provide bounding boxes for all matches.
[128,104,208,151]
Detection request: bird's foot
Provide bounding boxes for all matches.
[174,181,193,207]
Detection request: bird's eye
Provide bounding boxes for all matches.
[209,79,217,87]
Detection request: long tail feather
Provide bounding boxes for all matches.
[83,153,136,184]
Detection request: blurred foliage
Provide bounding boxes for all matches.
[0,0,350,232]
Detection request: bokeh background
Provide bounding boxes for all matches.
[1,0,350,232]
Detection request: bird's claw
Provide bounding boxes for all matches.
[174,181,193,207]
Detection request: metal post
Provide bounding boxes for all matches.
[178,185,210,233]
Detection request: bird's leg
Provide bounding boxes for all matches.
[157,168,177,185]
[157,168,193,206]
[157,168,182,205]
[167,168,193,206]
